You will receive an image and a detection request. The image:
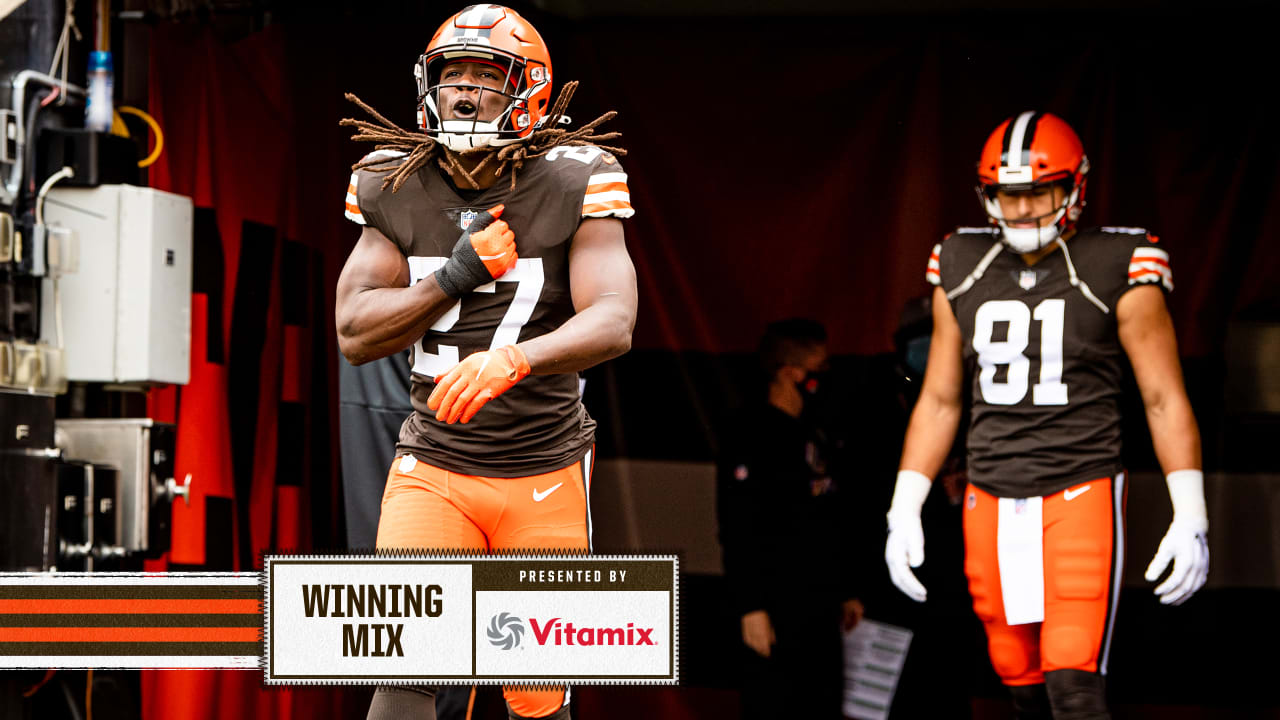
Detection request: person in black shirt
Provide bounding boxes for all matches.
[717,318,863,720]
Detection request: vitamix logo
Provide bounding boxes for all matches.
[486,614,658,650]
[528,618,656,647]
[487,613,525,650]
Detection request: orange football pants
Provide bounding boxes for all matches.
[376,451,594,718]
[962,475,1126,686]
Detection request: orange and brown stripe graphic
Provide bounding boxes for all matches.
[0,574,261,668]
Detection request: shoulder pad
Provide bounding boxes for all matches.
[344,150,408,226]
[540,145,633,219]
[928,228,993,287]
[1127,241,1172,292]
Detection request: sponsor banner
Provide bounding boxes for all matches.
[266,559,473,682]
[0,573,261,669]
[264,555,677,685]
[0,556,677,682]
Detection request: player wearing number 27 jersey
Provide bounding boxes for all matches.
[885,112,1209,720]
[346,143,630,477]
[335,6,636,719]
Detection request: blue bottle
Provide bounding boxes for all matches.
[85,50,114,133]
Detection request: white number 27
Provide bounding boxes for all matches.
[405,257,544,378]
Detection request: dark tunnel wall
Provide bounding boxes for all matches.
[130,2,1280,561]
[281,4,1280,358]
[257,4,1280,478]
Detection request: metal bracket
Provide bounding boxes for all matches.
[0,109,18,164]
[0,211,12,263]
[166,473,192,506]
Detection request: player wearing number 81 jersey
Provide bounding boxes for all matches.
[928,223,1167,495]
[886,112,1208,720]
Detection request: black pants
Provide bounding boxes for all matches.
[739,603,844,720]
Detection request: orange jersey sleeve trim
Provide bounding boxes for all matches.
[344,171,366,225]
[925,243,943,285]
[585,181,629,195]
[582,199,634,218]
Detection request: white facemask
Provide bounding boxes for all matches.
[983,184,1078,253]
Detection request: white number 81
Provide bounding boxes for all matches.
[972,298,1068,406]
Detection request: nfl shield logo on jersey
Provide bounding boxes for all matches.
[459,209,478,230]
[1019,270,1038,290]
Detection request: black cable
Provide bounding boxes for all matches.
[19,87,54,218]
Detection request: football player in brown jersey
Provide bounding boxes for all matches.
[335,6,637,720]
[883,112,1209,719]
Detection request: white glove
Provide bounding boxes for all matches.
[1144,470,1210,606]
[885,470,932,603]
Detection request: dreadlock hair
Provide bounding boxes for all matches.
[340,80,625,193]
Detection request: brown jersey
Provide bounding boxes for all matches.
[344,145,634,477]
[926,226,1172,498]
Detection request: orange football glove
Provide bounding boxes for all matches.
[434,204,518,298]
[427,345,531,424]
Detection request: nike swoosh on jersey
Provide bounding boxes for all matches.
[1063,485,1092,501]
[532,482,564,502]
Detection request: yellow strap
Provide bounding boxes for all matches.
[116,105,165,168]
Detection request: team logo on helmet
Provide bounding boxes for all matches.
[487,612,525,650]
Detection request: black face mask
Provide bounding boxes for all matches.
[796,370,837,432]
[796,370,826,398]
[904,336,930,378]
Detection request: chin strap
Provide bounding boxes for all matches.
[1055,237,1110,313]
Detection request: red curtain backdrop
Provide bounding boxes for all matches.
[275,9,1279,358]
[553,16,1280,357]
[140,23,353,720]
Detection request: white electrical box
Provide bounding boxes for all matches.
[40,184,193,385]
